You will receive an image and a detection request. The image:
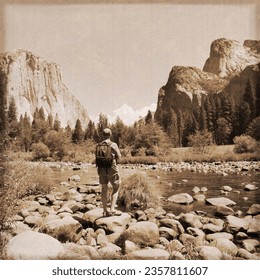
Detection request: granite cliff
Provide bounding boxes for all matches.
[0,50,89,127]
[155,39,260,121]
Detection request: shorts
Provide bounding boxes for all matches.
[98,166,120,187]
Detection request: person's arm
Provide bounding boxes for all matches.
[111,143,121,162]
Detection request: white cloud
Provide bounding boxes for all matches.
[90,103,157,126]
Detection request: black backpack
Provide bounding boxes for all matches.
[95,142,113,168]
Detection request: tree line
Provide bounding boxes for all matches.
[156,77,260,147]
[1,76,259,161]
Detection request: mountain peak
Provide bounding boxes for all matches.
[0,50,89,127]
[203,38,260,77]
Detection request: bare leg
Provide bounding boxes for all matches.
[101,184,108,215]
[110,183,120,213]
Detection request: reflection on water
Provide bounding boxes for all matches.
[150,170,260,217]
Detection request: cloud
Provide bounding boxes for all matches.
[90,103,157,126]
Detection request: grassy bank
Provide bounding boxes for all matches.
[0,161,53,257]
[120,145,259,165]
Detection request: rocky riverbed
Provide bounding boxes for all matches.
[3,161,260,260]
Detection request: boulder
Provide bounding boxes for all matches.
[198,246,222,260]
[119,221,159,246]
[247,204,260,215]
[10,221,31,235]
[244,184,258,191]
[159,227,178,240]
[247,217,260,234]
[168,193,193,204]
[221,186,232,192]
[43,216,82,242]
[98,243,122,257]
[210,238,238,256]
[77,185,101,193]
[61,243,99,260]
[226,215,250,232]
[206,197,236,206]
[82,208,104,226]
[179,233,196,244]
[124,240,140,254]
[203,223,223,233]
[159,219,185,235]
[127,248,170,260]
[192,186,200,193]
[215,205,235,216]
[94,213,131,234]
[179,213,202,229]
[69,175,81,182]
[242,239,259,252]
[6,231,64,259]
[168,251,186,260]
[186,227,205,237]
[24,215,43,227]
[237,248,260,260]
[193,194,206,201]
[44,214,61,223]
[206,232,233,241]
[166,239,185,252]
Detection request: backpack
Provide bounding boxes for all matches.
[95,142,113,168]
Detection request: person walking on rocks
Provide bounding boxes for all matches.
[96,128,121,217]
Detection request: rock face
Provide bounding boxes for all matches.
[155,66,226,119]
[0,50,89,127]
[154,38,260,121]
[203,38,260,77]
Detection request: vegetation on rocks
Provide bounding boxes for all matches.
[118,173,161,210]
[0,161,53,256]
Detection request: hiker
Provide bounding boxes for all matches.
[96,128,121,217]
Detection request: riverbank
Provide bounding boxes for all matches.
[2,160,259,260]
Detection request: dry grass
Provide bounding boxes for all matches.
[160,145,260,162]
[118,172,161,210]
[0,160,53,257]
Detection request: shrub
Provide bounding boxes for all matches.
[31,142,50,160]
[233,135,257,154]
[246,117,260,141]
[187,130,214,154]
[118,172,161,210]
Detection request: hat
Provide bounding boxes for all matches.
[103,128,112,136]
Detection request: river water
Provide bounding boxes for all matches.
[148,169,260,217]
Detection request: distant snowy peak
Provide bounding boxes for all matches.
[91,103,156,125]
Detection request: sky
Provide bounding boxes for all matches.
[2,1,258,124]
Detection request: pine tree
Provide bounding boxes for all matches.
[7,97,19,139]
[255,64,260,117]
[110,117,126,147]
[72,119,84,144]
[243,79,255,119]
[177,110,184,147]
[215,117,232,145]
[166,109,178,147]
[31,107,48,143]
[204,96,214,132]
[19,112,31,152]
[97,113,109,142]
[198,95,208,131]
[85,120,96,141]
[145,110,153,125]
[238,101,251,135]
